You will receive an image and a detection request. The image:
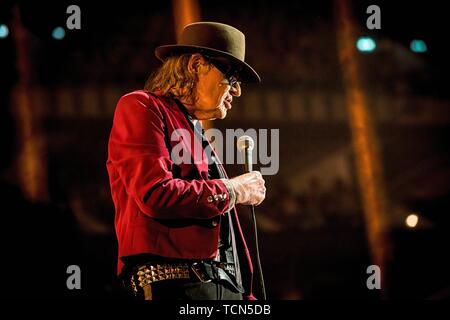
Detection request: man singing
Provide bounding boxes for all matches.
[107,22,265,300]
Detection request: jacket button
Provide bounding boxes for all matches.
[211,220,219,227]
[207,196,214,203]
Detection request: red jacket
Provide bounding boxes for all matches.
[106,90,255,299]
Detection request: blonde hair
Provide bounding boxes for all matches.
[144,54,207,105]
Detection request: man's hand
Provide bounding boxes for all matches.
[229,171,266,206]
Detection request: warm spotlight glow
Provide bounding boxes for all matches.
[406,214,419,228]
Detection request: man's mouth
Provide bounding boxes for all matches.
[224,100,232,110]
[224,96,233,110]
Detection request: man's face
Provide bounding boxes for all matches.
[192,57,241,120]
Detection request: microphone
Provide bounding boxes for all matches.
[237,135,255,173]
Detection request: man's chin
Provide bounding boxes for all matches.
[196,107,227,120]
[206,110,226,120]
[218,105,228,119]
[218,110,227,119]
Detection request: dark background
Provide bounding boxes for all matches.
[1,0,449,299]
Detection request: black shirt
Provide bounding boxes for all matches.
[176,100,243,291]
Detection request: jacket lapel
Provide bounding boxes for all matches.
[166,99,209,177]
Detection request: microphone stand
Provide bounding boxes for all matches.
[239,136,267,300]
[249,203,267,300]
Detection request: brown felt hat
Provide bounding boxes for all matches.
[155,22,261,83]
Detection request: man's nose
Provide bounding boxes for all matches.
[230,82,241,97]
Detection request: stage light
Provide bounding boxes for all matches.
[405,214,419,228]
[356,37,376,53]
[0,24,9,39]
[52,27,65,40]
[410,39,427,53]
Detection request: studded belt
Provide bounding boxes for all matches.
[130,263,190,295]
[129,261,237,296]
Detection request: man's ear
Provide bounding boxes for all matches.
[188,53,206,73]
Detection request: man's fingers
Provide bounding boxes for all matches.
[230,171,266,206]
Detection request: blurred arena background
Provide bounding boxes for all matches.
[1,0,449,299]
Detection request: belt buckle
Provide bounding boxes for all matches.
[191,262,211,283]
[216,262,235,276]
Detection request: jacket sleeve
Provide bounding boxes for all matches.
[108,91,233,220]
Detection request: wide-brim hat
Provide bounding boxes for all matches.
[155,22,261,83]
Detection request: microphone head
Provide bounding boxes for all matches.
[237,135,255,151]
